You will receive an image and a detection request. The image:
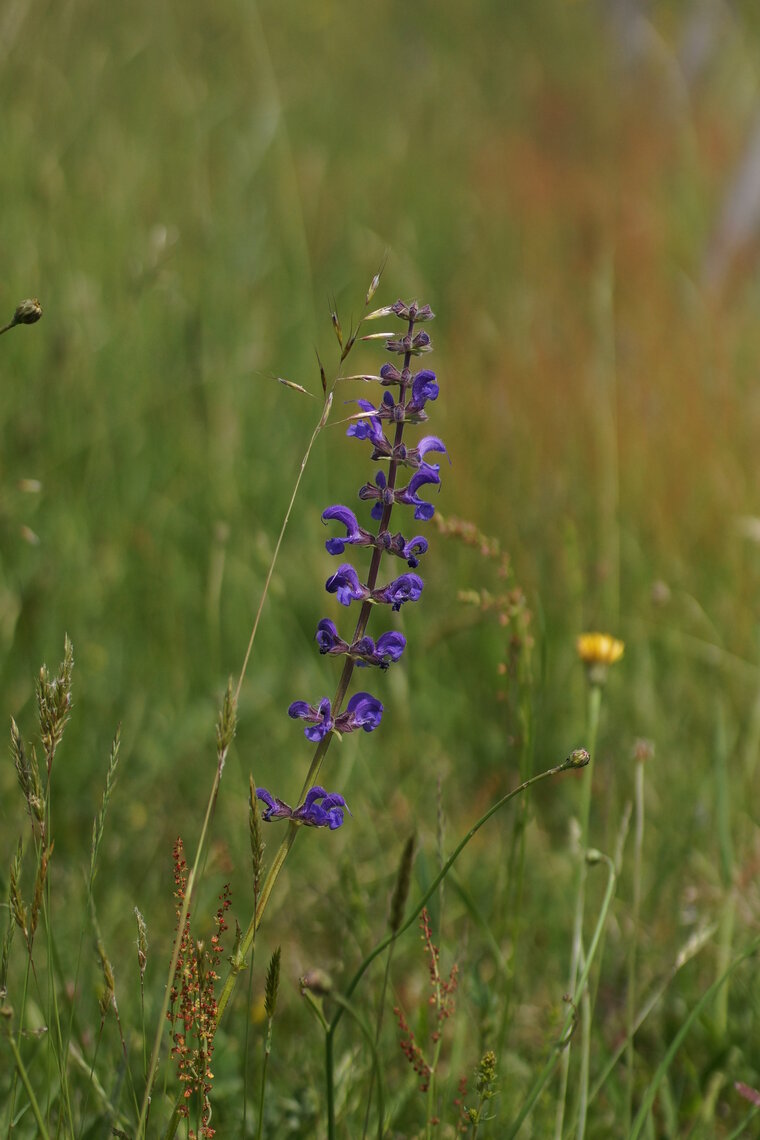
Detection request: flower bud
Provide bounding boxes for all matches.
[13,299,42,325]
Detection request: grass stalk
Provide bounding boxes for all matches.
[555,682,602,1140]
[626,755,646,1130]
[7,1032,51,1140]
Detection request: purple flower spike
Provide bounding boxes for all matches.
[322,506,374,555]
[336,691,384,734]
[374,573,424,611]
[315,618,350,656]
[284,297,441,772]
[288,696,334,741]
[325,563,369,606]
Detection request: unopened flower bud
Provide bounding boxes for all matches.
[13,299,42,325]
[566,748,590,770]
[299,967,333,996]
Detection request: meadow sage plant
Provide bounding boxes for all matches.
[256,298,445,828]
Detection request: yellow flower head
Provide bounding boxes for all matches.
[576,632,624,686]
[576,632,624,666]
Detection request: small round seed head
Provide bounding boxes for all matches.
[566,747,590,770]
[13,299,43,325]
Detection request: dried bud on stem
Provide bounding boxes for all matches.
[0,298,42,336]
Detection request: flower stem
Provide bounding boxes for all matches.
[625,756,645,1130]
[555,681,602,1140]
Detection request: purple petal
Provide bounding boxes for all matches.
[325,564,366,606]
[302,785,329,809]
[288,700,314,720]
[344,691,384,732]
[315,618,349,655]
[410,370,439,408]
[402,536,428,567]
[288,698,334,742]
[323,505,361,534]
[416,436,448,461]
[376,573,424,611]
[375,631,407,663]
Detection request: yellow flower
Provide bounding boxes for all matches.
[576,632,624,666]
[577,633,624,686]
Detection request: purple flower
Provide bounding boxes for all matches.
[404,436,448,468]
[288,697,334,741]
[315,622,406,668]
[401,535,428,567]
[363,470,394,521]
[373,573,424,611]
[349,374,439,429]
[294,786,349,829]
[347,406,390,455]
[360,465,441,522]
[325,563,370,606]
[335,692,384,733]
[315,618,350,655]
[322,506,375,555]
[256,787,293,821]
[322,509,427,568]
[257,785,349,830]
[289,692,384,736]
[393,465,441,521]
[407,370,439,416]
[352,631,407,668]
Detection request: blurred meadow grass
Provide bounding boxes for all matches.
[3,0,760,1135]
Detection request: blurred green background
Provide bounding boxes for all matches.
[4,0,760,1132]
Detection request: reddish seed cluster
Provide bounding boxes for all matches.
[394,908,459,1096]
[454,1074,470,1133]
[420,907,458,1030]
[394,1004,432,1092]
[167,837,231,1140]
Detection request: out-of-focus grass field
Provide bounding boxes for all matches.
[3,0,760,1135]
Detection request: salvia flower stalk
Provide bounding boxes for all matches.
[257,297,445,829]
